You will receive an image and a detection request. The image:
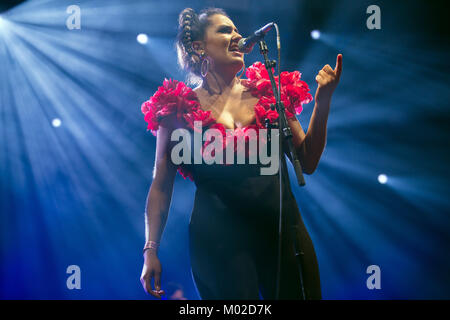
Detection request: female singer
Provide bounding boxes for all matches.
[140,7,342,300]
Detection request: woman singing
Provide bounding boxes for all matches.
[140,7,342,300]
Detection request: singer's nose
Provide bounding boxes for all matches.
[233,30,243,41]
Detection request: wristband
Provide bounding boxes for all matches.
[143,241,159,255]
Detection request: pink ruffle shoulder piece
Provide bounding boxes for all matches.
[141,78,211,181]
[141,78,204,136]
[242,61,313,124]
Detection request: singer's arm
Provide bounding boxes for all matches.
[286,100,330,175]
[285,54,342,175]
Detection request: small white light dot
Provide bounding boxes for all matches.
[52,118,61,127]
[137,33,148,44]
[378,174,388,184]
[311,30,321,40]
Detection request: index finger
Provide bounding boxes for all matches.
[142,275,163,299]
[334,54,343,78]
[150,289,164,299]
[152,273,165,299]
[150,278,164,299]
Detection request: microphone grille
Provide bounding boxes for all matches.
[237,38,246,50]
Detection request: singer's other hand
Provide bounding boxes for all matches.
[314,54,342,104]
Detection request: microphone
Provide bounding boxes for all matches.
[238,22,274,53]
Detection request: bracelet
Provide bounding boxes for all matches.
[143,241,160,255]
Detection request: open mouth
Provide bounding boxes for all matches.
[229,45,240,52]
[229,49,243,56]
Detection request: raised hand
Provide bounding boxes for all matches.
[315,54,343,104]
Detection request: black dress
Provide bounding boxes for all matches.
[141,64,321,300]
[185,131,322,300]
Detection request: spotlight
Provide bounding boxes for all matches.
[52,118,61,127]
[137,33,148,45]
[311,30,321,40]
[378,174,388,184]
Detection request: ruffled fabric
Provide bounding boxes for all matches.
[141,78,204,135]
[242,61,313,123]
[141,62,313,181]
[141,79,215,180]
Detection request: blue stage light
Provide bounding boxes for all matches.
[137,33,148,44]
[378,174,388,184]
[52,118,61,127]
[311,30,321,40]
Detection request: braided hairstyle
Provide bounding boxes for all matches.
[176,8,229,86]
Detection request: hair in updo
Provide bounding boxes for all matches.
[176,7,229,86]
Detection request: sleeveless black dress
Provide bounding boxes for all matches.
[141,62,322,299]
[185,131,321,300]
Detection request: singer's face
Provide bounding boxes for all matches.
[203,15,244,72]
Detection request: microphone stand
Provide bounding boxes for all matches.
[257,39,307,300]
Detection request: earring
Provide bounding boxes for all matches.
[200,52,210,78]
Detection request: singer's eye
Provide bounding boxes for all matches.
[218,25,240,36]
[219,26,232,33]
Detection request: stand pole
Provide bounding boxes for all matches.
[257,40,306,300]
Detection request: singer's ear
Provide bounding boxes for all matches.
[192,41,204,55]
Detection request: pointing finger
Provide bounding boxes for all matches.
[334,54,343,78]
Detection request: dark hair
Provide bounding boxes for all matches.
[176,7,229,85]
